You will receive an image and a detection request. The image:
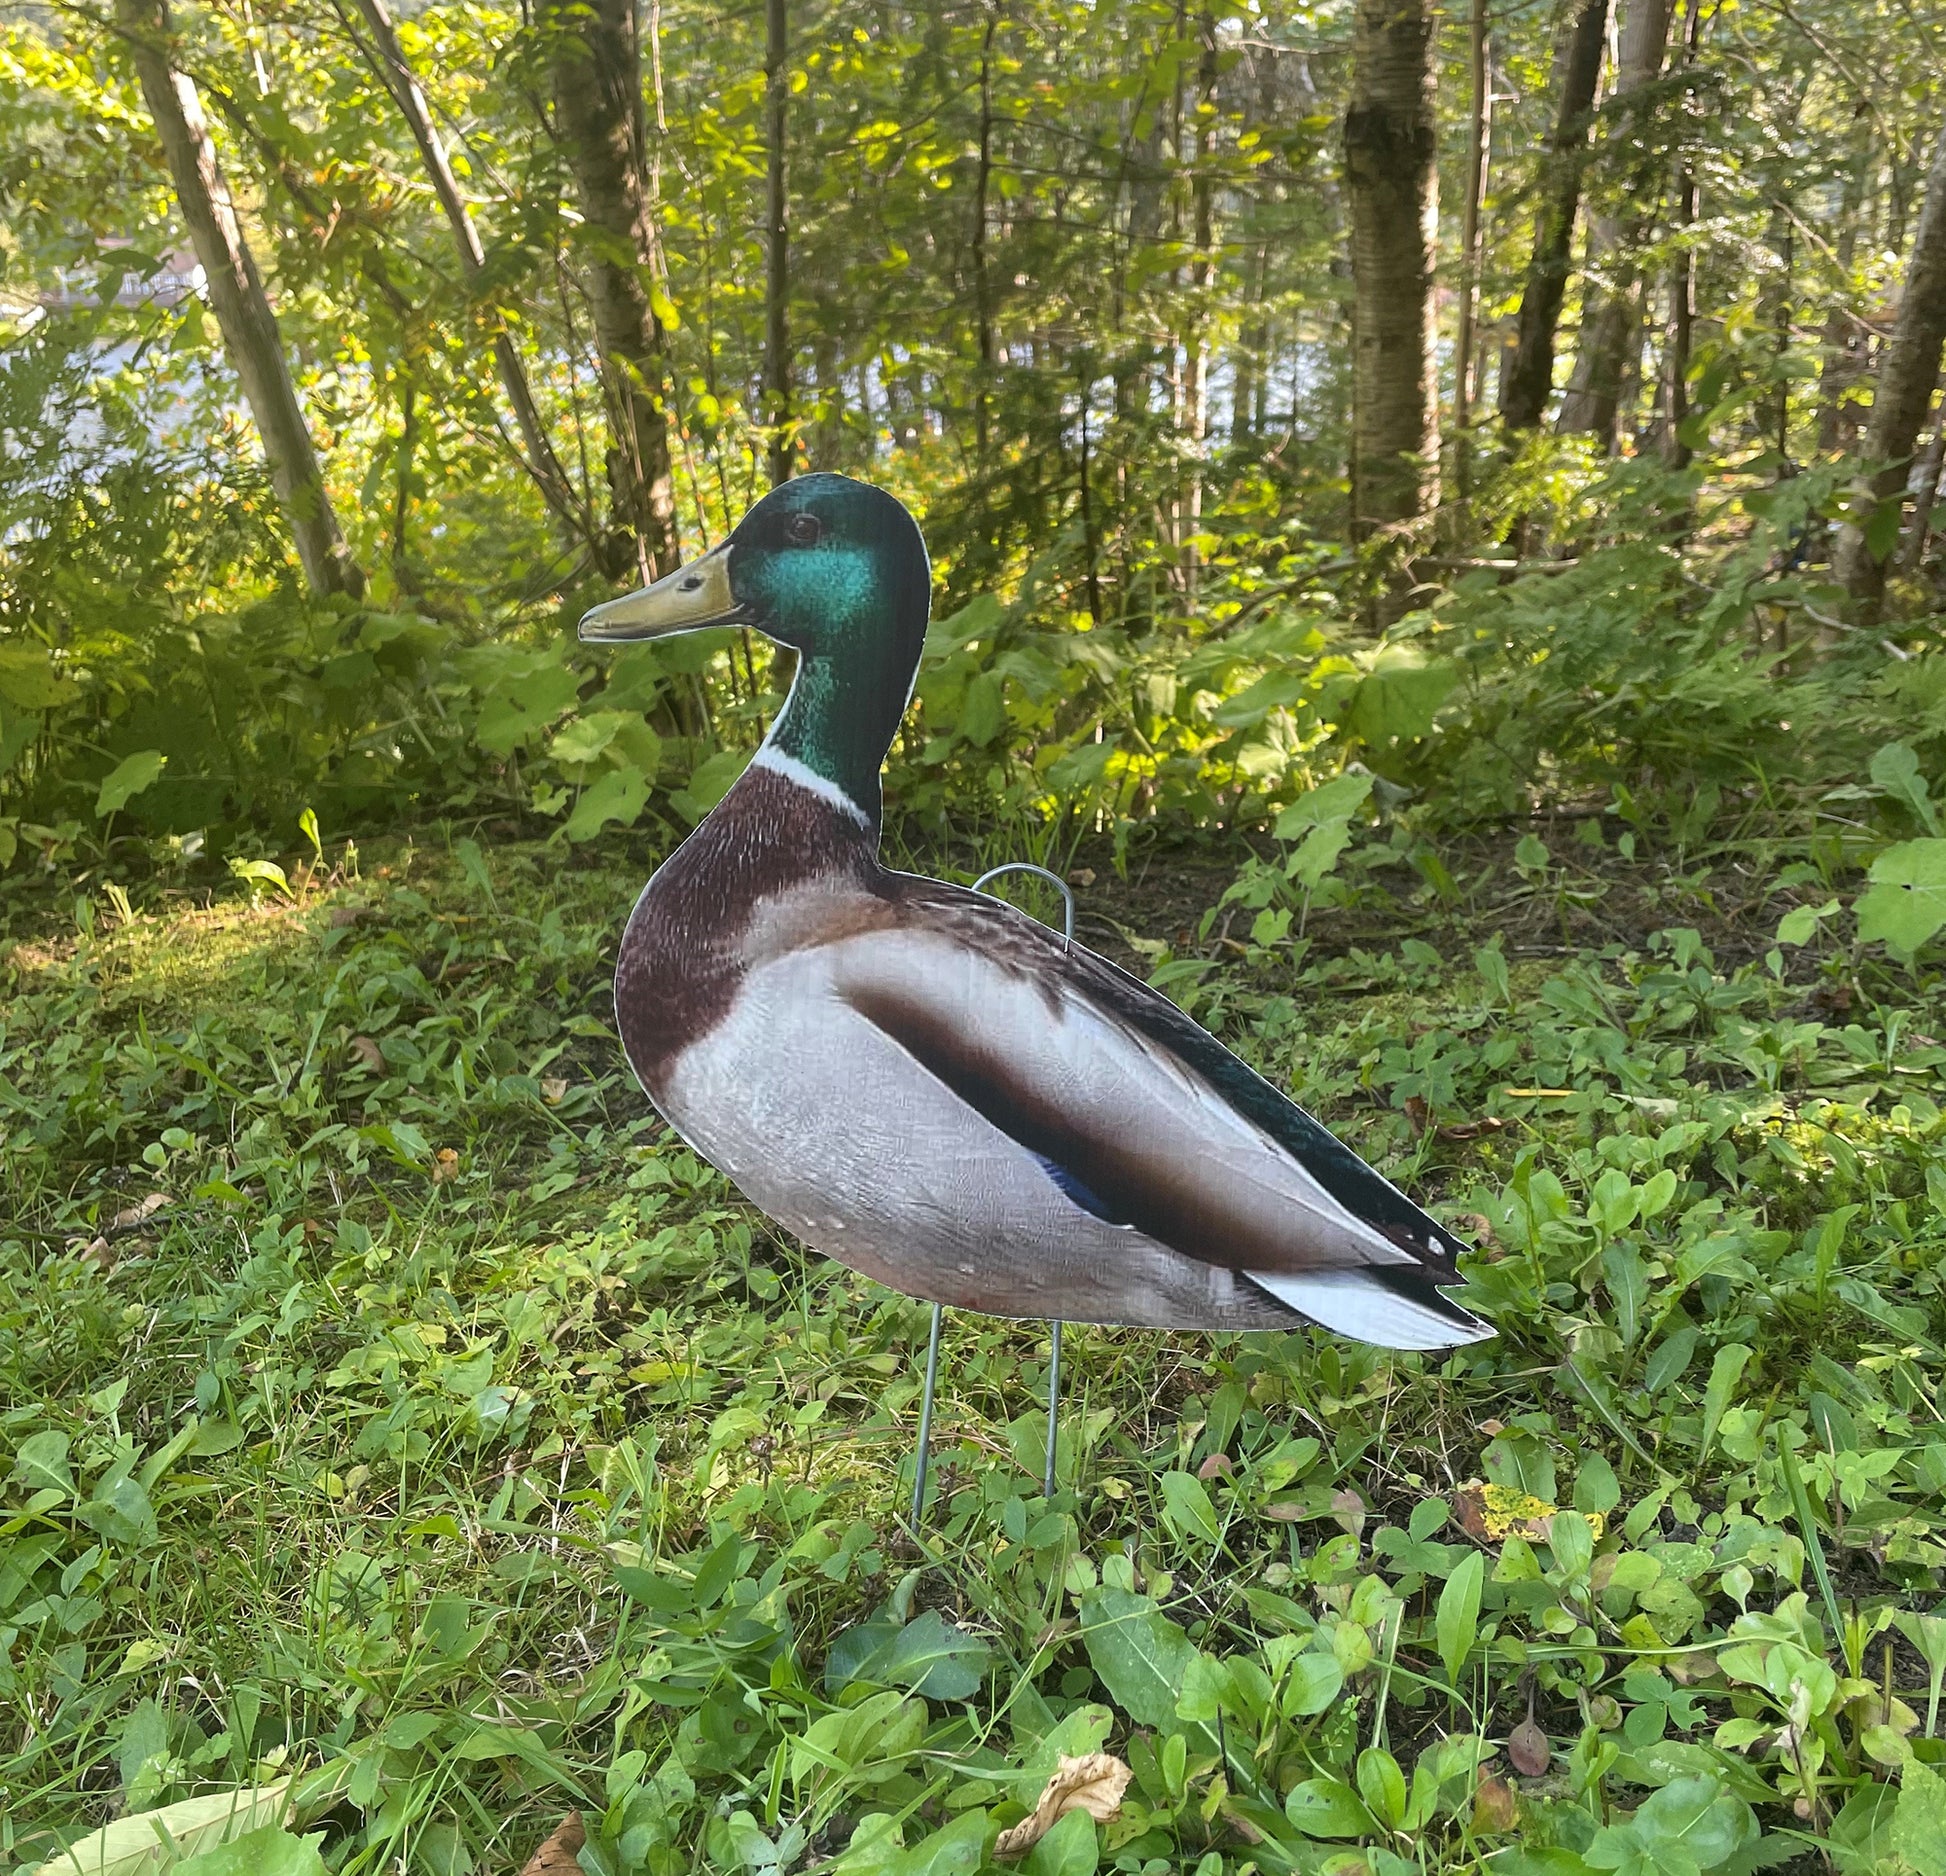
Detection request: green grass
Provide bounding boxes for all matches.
[6,825,1946,1875]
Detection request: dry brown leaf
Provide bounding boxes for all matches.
[1472,1774,1519,1833]
[1197,1453,1233,1480]
[327,905,368,929]
[348,1035,384,1073]
[76,1236,115,1273]
[1507,1717,1551,1777]
[1438,1116,1507,1142]
[994,1753,1132,1859]
[539,1077,569,1105]
[1403,1095,1431,1136]
[1067,868,1097,888]
[519,1811,586,1874]
[430,1148,460,1185]
[1330,1487,1366,1540]
[110,1192,169,1231]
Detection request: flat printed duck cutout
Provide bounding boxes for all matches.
[580,474,1492,1353]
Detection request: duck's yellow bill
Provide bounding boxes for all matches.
[578,541,741,642]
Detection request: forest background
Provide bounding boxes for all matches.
[11,0,1946,1871]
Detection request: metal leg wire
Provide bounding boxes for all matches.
[911,1303,944,1525]
[1044,1320,1062,1499]
[911,1310,1066,1524]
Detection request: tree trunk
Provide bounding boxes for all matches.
[1500,0,1612,432]
[1183,8,1217,609]
[544,0,678,579]
[971,3,999,464]
[1660,0,1704,469]
[763,0,792,486]
[1817,121,1872,455]
[1898,412,1945,581]
[1344,0,1440,574]
[117,0,361,597]
[1556,0,1672,446]
[1451,0,1492,503]
[1834,112,1946,616]
[349,0,585,540]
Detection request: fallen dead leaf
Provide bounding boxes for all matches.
[1403,1095,1431,1136]
[1507,1717,1551,1778]
[327,905,368,929]
[1477,1417,1506,1436]
[1330,1487,1366,1541]
[519,1812,586,1875]
[1472,1773,1519,1833]
[540,1076,569,1105]
[1438,1116,1507,1141]
[430,1148,460,1185]
[1068,867,1097,888]
[1454,1480,1604,1545]
[994,1753,1132,1859]
[1197,1452,1233,1480]
[76,1236,114,1273]
[110,1192,169,1231]
[348,1035,385,1073]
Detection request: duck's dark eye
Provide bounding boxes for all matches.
[784,512,822,547]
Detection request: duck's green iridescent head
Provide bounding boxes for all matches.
[579,474,931,825]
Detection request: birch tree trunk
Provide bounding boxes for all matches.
[349,0,586,541]
[1556,0,1672,446]
[1344,0,1439,578]
[544,0,678,580]
[1834,114,1946,615]
[117,0,361,597]
[1500,0,1611,432]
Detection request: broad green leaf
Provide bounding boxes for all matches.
[475,664,580,753]
[1574,1454,1620,1515]
[28,1776,295,1874]
[1873,744,1942,834]
[1344,659,1456,744]
[1776,898,1839,946]
[173,1826,326,1876]
[960,672,1005,745]
[1280,1650,1343,1716]
[1893,1760,1946,1876]
[1355,1747,1406,1829]
[1022,1809,1097,1876]
[1435,1550,1482,1684]
[1856,840,1946,956]
[1077,1588,1195,1730]
[12,1430,74,1495]
[1159,1469,1221,1543]
[886,1809,987,1876]
[1273,772,1371,841]
[563,764,650,841]
[95,750,165,817]
[871,1609,992,1700]
[1283,1775,1375,1840]
[1698,1344,1751,1465]
[671,749,751,823]
[0,644,79,710]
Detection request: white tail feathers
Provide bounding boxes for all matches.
[1250,1268,1495,1351]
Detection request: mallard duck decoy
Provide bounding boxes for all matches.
[579,475,1492,1501]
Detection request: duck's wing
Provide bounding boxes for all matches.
[819,875,1491,1350]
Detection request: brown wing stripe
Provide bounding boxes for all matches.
[845,982,1383,1275]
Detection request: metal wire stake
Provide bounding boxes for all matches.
[911,1302,944,1526]
[1044,1320,1063,1500]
